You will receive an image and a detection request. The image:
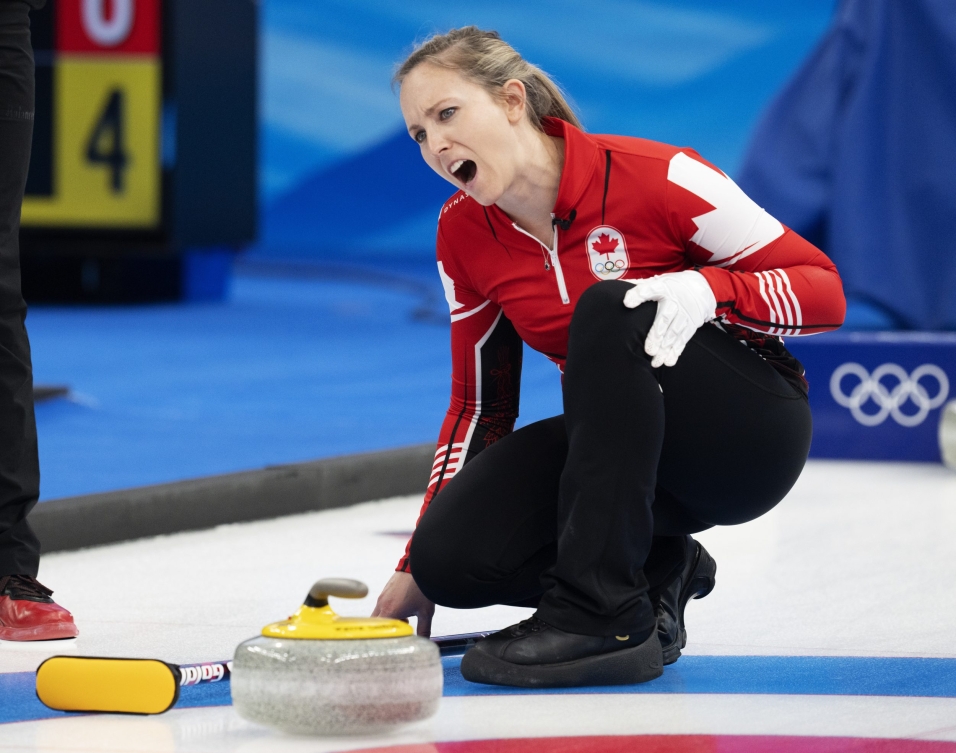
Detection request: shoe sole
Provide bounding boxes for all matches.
[460,629,663,688]
[662,543,717,666]
[0,622,79,641]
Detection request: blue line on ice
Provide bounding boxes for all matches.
[5,655,956,725]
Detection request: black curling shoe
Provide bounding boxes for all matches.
[656,538,717,665]
[460,615,663,688]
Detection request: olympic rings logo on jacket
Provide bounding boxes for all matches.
[829,363,950,427]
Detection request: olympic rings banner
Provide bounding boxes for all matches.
[787,332,956,462]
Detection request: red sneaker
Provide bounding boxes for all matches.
[0,575,79,641]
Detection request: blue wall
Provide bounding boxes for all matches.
[254,0,836,264]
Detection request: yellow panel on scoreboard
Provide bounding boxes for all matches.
[21,58,161,228]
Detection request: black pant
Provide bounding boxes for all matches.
[411,281,812,638]
[0,1,41,578]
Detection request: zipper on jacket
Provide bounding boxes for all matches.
[511,219,571,305]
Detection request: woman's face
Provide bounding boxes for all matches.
[400,63,523,206]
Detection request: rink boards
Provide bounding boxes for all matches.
[788,331,956,462]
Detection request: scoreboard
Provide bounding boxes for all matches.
[19,0,256,302]
[23,0,162,229]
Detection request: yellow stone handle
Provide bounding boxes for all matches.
[262,578,412,639]
[304,578,368,608]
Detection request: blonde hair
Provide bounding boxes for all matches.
[394,26,581,131]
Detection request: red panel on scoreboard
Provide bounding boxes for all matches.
[57,0,160,55]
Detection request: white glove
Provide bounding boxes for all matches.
[622,270,717,368]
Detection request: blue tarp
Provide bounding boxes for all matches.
[737,0,956,331]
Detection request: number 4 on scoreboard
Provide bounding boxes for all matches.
[86,89,129,193]
[20,58,160,228]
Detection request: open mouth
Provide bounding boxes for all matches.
[449,159,477,185]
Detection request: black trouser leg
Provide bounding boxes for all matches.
[534,283,664,636]
[411,281,812,635]
[0,2,41,578]
[411,415,566,610]
[643,534,691,601]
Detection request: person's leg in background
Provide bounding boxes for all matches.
[0,0,77,641]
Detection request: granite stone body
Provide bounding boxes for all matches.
[231,635,442,735]
[941,400,956,469]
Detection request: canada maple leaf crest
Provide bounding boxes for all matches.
[591,232,619,257]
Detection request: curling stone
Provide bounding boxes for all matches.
[231,578,442,735]
[941,400,956,470]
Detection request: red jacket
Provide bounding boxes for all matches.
[397,118,845,572]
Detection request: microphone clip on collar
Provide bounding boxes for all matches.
[551,209,577,231]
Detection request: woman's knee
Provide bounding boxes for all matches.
[411,518,555,609]
[409,509,493,608]
[409,517,463,605]
[573,280,633,325]
[570,281,657,351]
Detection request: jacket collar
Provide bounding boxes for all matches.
[487,118,601,230]
[543,117,601,222]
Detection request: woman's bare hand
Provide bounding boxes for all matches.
[371,571,435,637]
